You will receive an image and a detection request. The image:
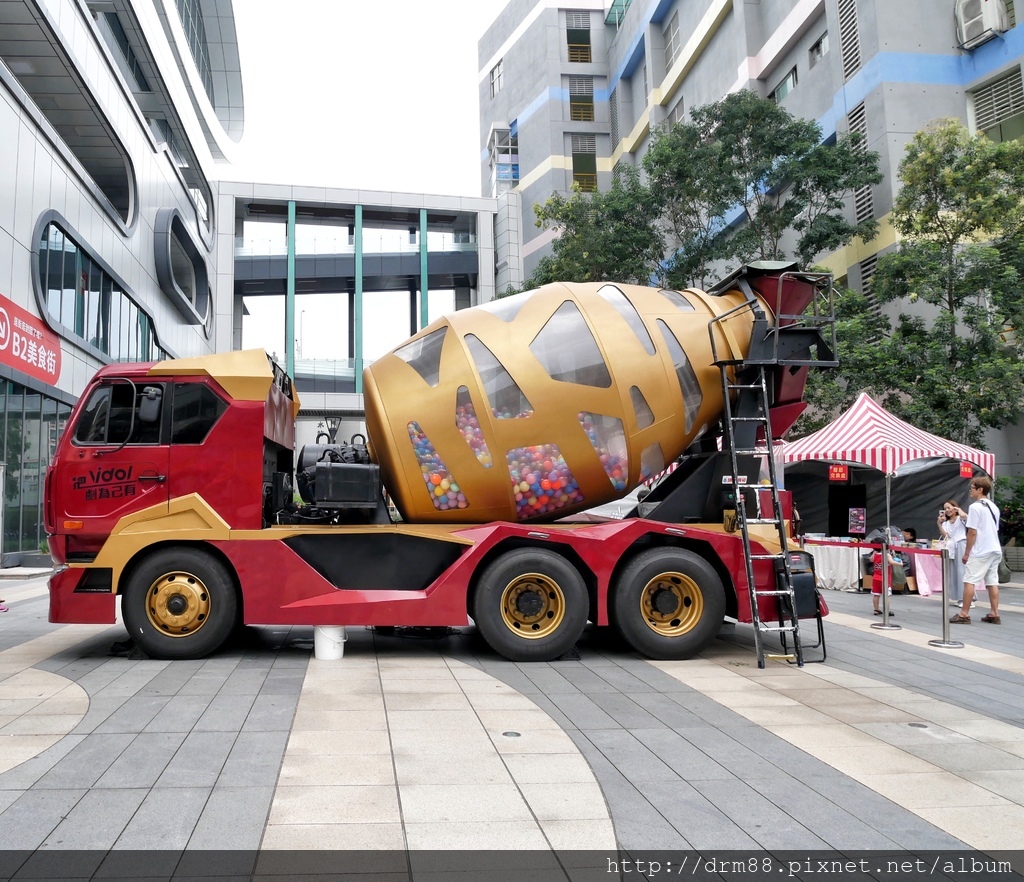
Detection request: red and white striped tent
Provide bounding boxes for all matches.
[783,392,994,477]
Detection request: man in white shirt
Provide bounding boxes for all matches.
[950,476,1002,625]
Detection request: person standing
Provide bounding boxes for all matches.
[871,547,899,615]
[938,499,968,606]
[950,477,1002,625]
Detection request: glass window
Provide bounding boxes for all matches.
[664,11,680,69]
[529,301,611,387]
[465,334,534,419]
[393,327,446,387]
[4,384,24,554]
[490,59,503,97]
[60,235,77,329]
[42,396,59,464]
[456,386,492,467]
[506,443,583,519]
[21,392,42,550]
[73,383,163,445]
[171,383,226,444]
[478,292,530,322]
[809,32,829,68]
[657,320,702,433]
[37,222,162,362]
[42,225,62,318]
[769,67,798,103]
[408,421,468,511]
[598,285,656,354]
[659,289,696,312]
[579,412,628,491]
[640,441,665,481]
[118,293,132,360]
[630,386,655,429]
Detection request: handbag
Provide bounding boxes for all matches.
[998,555,1012,584]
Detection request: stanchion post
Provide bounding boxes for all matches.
[929,548,964,649]
[872,539,901,631]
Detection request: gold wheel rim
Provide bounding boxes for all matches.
[145,571,211,638]
[640,571,702,636]
[499,573,566,640]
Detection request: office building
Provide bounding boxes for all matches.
[0,1,502,562]
[478,0,1023,466]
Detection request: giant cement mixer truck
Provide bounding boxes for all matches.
[44,262,835,662]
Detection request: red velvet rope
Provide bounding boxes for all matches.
[801,538,943,557]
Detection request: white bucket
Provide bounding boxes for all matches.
[313,625,347,660]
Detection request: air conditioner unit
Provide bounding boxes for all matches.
[955,0,1010,50]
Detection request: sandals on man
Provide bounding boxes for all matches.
[949,613,971,624]
[981,613,1001,624]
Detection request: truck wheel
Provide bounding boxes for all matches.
[122,548,238,660]
[611,548,726,660]
[472,549,588,662]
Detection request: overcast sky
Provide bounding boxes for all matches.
[229,1,511,360]
[230,1,510,197]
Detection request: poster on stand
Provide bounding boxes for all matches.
[849,507,866,534]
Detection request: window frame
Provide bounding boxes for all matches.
[769,66,798,103]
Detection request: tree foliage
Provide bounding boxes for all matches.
[523,165,663,289]
[641,117,734,289]
[678,91,882,277]
[860,119,1024,447]
[520,90,882,292]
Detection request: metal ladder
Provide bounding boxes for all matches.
[718,360,802,668]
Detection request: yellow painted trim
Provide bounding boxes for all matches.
[85,494,478,594]
[148,349,277,404]
[611,0,732,160]
[658,0,734,108]
[90,494,230,590]
[619,109,651,160]
[816,213,900,277]
[518,156,570,190]
[517,155,615,192]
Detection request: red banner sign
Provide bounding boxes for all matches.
[960,461,974,479]
[828,463,849,482]
[0,292,62,386]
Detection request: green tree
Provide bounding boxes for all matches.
[641,121,735,289]
[664,90,882,280]
[525,164,663,289]
[524,91,881,291]
[868,119,1024,447]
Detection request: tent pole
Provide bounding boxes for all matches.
[873,472,901,631]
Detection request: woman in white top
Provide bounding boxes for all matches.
[938,499,968,604]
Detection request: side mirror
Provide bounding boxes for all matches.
[139,386,162,423]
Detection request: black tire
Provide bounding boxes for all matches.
[611,548,726,660]
[472,548,588,662]
[121,547,238,660]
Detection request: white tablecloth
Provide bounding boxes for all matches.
[804,543,862,591]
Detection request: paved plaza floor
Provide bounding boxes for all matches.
[0,571,1022,879]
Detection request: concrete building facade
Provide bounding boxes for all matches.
[477,0,1024,470]
[0,1,504,561]
[0,0,242,560]
[479,0,1022,283]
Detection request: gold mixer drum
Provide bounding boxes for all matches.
[363,281,773,523]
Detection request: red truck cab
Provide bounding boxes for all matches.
[46,350,296,626]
